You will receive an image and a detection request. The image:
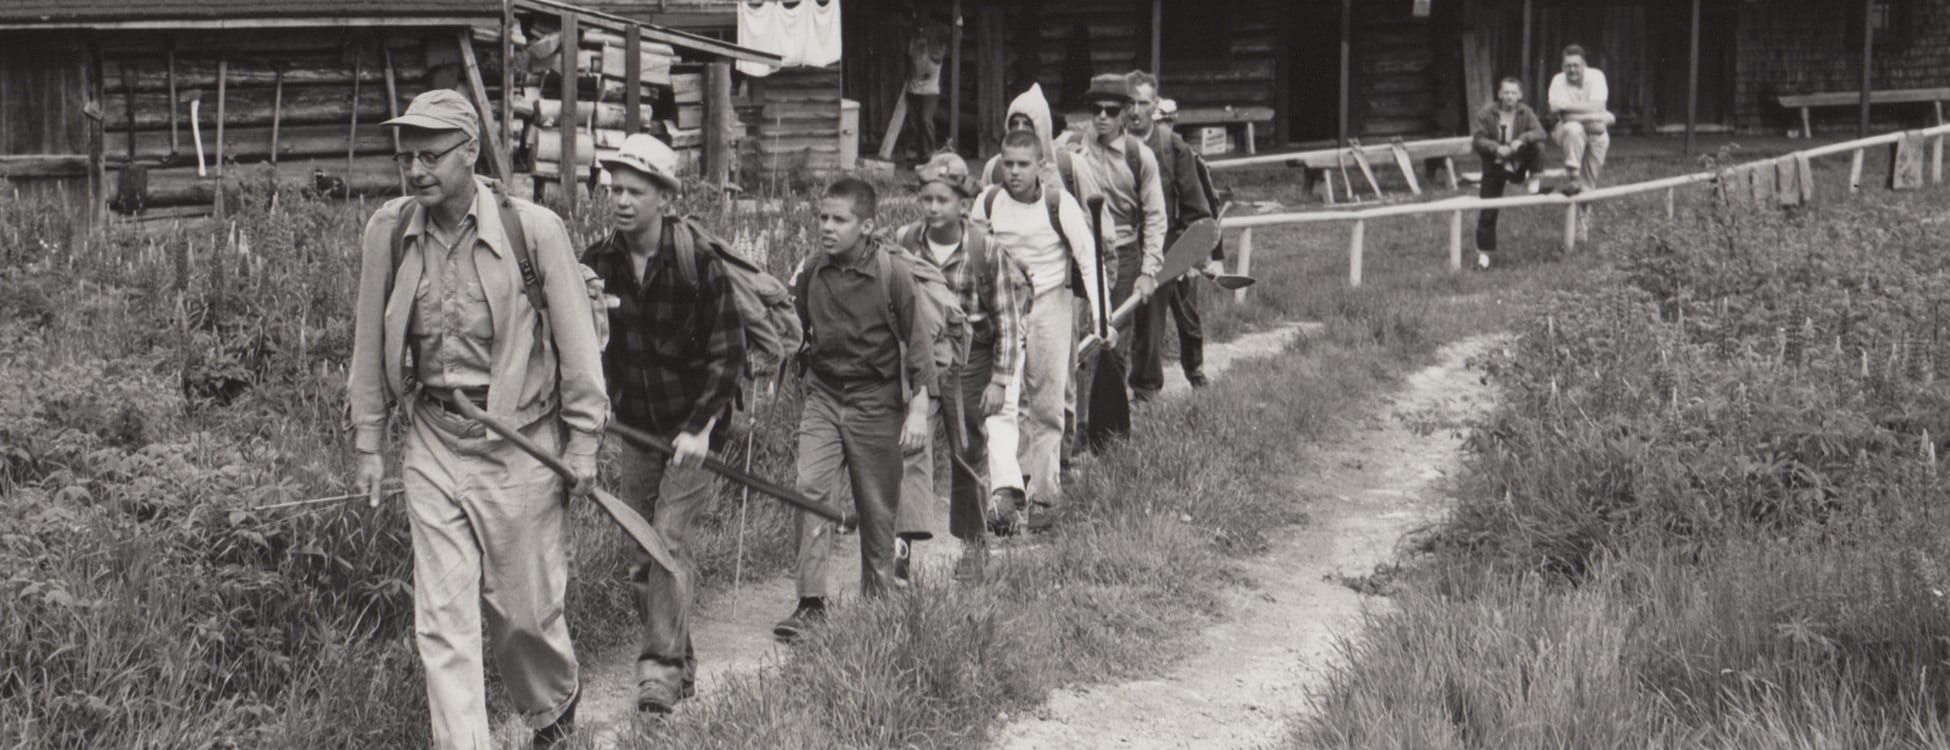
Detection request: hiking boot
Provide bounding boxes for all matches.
[893,538,913,583]
[773,597,826,643]
[636,679,683,715]
[954,538,988,583]
[531,690,579,749]
[988,488,1026,537]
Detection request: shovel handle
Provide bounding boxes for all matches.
[605,420,854,527]
[448,390,579,485]
[1076,294,1143,361]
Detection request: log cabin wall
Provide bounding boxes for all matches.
[1,34,98,206]
[752,65,843,176]
[1732,0,1950,134]
[92,29,452,214]
[1347,0,1466,139]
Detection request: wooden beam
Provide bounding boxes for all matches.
[1520,0,1534,104]
[457,32,510,182]
[949,0,962,151]
[383,49,406,193]
[704,62,732,187]
[511,0,781,67]
[559,10,579,212]
[344,51,357,174]
[624,25,643,135]
[0,16,486,31]
[1860,0,1874,139]
[0,155,91,178]
[1338,0,1350,146]
[1685,0,1700,156]
[1150,0,1162,81]
[502,0,515,157]
[89,42,108,243]
[167,39,179,155]
[217,56,228,182]
[270,68,284,165]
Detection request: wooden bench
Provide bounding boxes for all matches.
[1777,88,1950,139]
[1174,106,1275,155]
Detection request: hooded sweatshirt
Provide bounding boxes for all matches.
[982,84,1066,193]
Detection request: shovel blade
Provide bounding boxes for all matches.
[1212,274,1258,290]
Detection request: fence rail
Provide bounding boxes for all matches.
[1222,124,1950,291]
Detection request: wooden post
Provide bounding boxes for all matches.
[1562,202,1578,252]
[1520,0,1534,104]
[1338,0,1351,147]
[559,11,579,212]
[166,39,179,156]
[345,51,359,174]
[1849,148,1865,193]
[622,26,644,135]
[217,57,228,181]
[458,31,511,182]
[120,65,137,164]
[1234,228,1254,302]
[1150,0,1163,80]
[1933,131,1944,185]
[1443,157,1459,190]
[1859,0,1874,139]
[501,0,515,153]
[878,94,909,161]
[950,0,962,151]
[704,62,733,188]
[1666,187,1676,219]
[383,49,406,193]
[1685,0,1700,155]
[1448,210,1463,272]
[270,68,284,165]
[1347,220,1364,287]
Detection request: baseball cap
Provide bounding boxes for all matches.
[381,89,480,140]
[916,151,975,196]
[1155,98,1179,122]
[600,133,683,192]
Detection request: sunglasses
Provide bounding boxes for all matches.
[392,138,471,169]
[1092,104,1126,118]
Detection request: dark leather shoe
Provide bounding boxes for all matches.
[531,689,579,749]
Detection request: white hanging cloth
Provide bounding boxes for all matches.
[736,0,844,77]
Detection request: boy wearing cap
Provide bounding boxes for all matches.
[893,153,1029,582]
[776,178,937,641]
[348,89,606,749]
[580,134,746,714]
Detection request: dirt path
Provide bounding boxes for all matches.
[989,334,1502,750]
[556,322,1319,748]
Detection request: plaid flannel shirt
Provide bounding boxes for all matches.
[900,221,1026,388]
[584,220,747,437]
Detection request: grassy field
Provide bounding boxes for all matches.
[1291,143,1950,747]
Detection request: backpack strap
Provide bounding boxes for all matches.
[491,185,546,314]
[666,217,704,288]
[389,201,418,285]
[1055,150,1079,200]
[980,184,999,221]
[874,245,913,400]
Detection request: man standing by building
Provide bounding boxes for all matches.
[1549,45,1614,239]
[1064,73,1166,445]
[1471,76,1547,269]
[1124,71,1215,396]
[349,90,606,749]
[581,134,746,715]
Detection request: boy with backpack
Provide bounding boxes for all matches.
[971,130,1105,534]
[1125,73,1218,396]
[893,152,1030,582]
[776,178,940,642]
[581,134,751,715]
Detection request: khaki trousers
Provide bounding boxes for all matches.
[402,401,579,749]
[610,436,717,694]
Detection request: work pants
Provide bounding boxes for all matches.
[610,430,721,696]
[1474,142,1544,252]
[1553,122,1610,189]
[402,400,579,749]
[993,286,1076,508]
[794,375,904,600]
[899,340,1003,543]
[1131,273,1206,394]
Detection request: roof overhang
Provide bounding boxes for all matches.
[0,16,488,30]
[512,0,781,67]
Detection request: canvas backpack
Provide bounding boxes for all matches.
[387,180,610,351]
[1157,130,1227,259]
[661,216,805,386]
[791,239,963,400]
[893,220,1033,340]
[978,184,1093,299]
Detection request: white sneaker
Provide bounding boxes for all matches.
[1525,177,1542,194]
[1476,251,1491,270]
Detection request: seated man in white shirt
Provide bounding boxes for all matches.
[1548,44,1615,199]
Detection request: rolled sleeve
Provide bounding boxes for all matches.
[1136,144,1168,277]
[528,208,609,456]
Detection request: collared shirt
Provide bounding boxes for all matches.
[1548,69,1610,115]
[899,220,1026,388]
[1066,131,1168,276]
[1133,124,1215,244]
[348,176,609,458]
[408,211,494,393]
[795,241,935,392]
[584,219,747,438]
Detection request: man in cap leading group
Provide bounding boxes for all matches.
[348,88,608,749]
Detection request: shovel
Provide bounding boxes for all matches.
[1081,197,1130,452]
[1077,218,1224,362]
[448,391,683,575]
[1211,274,1257,290]
[605,420,853,527]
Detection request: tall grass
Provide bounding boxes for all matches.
[1297,163,1950,747]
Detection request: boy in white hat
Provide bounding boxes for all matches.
[581,133,747,714]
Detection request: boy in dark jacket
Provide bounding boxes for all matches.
[775,178,937,642]
[1471,76,1547,269]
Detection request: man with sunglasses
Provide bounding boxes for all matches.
[1063,73,1166,453]
[348,89,607,749]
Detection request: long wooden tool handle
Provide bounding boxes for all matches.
[449,392,683,574]
[1076,295,1143,361]
[605,421,853,526]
